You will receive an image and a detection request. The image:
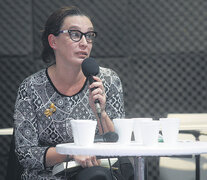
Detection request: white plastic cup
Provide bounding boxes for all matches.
[113,118,134,144]
[141,121,160,146]
[160,118,180,144]
[133,118,153,143]
[71,120,97,146]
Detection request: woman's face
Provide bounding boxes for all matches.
[53,15,94,66]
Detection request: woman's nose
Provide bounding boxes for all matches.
[79,35,88,47]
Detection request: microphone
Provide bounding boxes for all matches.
[81,58,101,114]
[103,132,119,142]
[81,58,119,143]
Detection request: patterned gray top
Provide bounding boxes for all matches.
[14,67,125,180]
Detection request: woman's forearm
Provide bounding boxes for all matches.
[97,111,115,134]
[45,147,73,167]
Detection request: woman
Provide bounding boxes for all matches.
[14,6,125,179]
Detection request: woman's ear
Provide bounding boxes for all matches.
[48,34,57,49]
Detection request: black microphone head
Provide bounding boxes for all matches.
[81,58,99,77]
[94,132,119,142]
[103,132,119,142]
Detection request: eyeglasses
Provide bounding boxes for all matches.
[58,30,97,43]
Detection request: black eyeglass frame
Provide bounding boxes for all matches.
[58,29,97,43]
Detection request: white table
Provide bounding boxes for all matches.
[56,141,207,180]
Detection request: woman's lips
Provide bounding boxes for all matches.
[76,51,88,58]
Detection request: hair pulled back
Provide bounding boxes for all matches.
[41,6,90,63]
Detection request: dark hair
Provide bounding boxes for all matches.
[41,6,91,63]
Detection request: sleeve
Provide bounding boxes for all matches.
[103,69,125,119]
[14,78,48,171]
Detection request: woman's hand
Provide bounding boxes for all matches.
[73,155,101,168]
[89,76,106,113]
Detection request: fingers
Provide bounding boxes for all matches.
[91,156,100,166]
[91,88,105,97]
[97,159,101,165]
[85,157,100,167]
[89,77,105,101]
[89,76,105,94]
[88,76,106,113]
[85,159,93,167]
[90,88,105,108]
[74,155,99,168]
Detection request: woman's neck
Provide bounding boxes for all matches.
[48,64,86,96]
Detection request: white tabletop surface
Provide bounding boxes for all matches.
[56,141,207,157]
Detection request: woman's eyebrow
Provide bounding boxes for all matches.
[88,27,94,31]
[67,26,94,31]
[68,26,80,30]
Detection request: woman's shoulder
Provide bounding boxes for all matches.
[99,67,119,77]
[99,67,122,88]
[21,68,47,85]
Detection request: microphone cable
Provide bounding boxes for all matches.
[64,155,69,180]
[82,57,115,178]
[97,112,115,180]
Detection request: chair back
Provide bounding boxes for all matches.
[5,132,23,180]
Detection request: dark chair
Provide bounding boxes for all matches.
[5,132,23,180]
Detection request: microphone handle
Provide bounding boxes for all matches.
[88,75,96,90]
[88,75,104,135]
[88,76,101,114]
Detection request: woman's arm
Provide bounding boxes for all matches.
[14,80,46,171]
[45,147,68,167]
[14,78,57,171]
[89,76,114,134]
[89,69,125,134]
[46,147,100,168]
[96,111,114,134]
